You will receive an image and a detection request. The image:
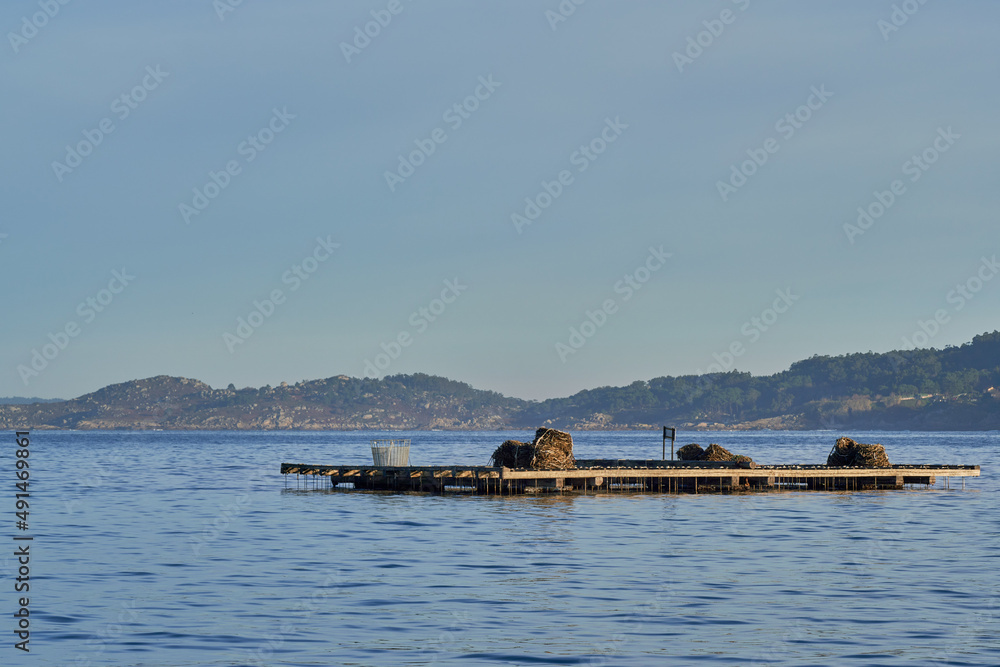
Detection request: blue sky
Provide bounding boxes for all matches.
[2,0,998,400]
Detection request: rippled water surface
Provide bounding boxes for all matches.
[5,430,998,666]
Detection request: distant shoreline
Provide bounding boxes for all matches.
[4,332,999,432]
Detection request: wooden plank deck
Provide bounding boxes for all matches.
[280,461,980,494]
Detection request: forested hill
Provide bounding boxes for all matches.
[518,331,1000,430]
[2,332,998,431]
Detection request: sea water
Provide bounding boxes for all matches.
[4,430,997,666]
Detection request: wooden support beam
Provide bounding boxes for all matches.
[282,462,978,495]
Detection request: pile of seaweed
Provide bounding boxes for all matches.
[489,428,575,470]
[827,437,890,468]
[676,443,753,465]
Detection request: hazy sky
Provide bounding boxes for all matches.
[3,0,998,400]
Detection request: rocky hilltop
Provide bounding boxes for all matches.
[0,374,519,431]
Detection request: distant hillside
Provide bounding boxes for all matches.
[0,374,521,431]
[519,331,1000,431]
[0,397,64,405]
[2,332,998,431]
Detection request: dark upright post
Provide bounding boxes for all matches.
[669,427,677,461]
[663,426,677,461]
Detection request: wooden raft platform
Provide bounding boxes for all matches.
[280,459,980,494]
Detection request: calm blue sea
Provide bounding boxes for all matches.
[3,430,998,666]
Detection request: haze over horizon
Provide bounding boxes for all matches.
[3,1,998,401]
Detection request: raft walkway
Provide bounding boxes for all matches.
[280,459,980,494]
